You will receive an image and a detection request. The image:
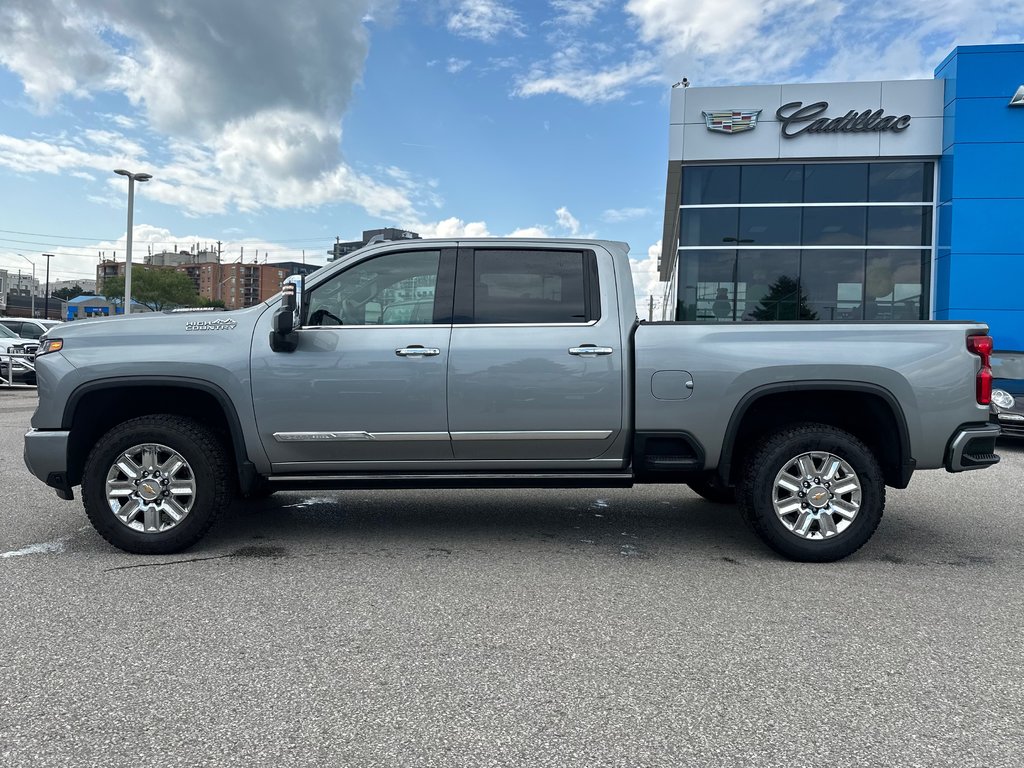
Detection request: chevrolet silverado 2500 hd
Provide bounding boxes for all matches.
[24,239,1000,561]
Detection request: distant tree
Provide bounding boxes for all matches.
[102,269,201,312]
[53,285,86,301]
[198,297,226,309]
[748,275,818,321]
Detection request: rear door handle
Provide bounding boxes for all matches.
[568,345,614,356]
[395,346,441,357]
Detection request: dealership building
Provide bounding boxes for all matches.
[660,43,1024,351]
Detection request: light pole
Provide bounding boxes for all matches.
[16,253,35,318]
[113,169,152,315]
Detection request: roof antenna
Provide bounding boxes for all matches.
[672,77,690,88]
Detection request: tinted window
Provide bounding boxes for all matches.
[736,250,803,320]
[18,323,43,339]
[307,250,440,326]
[740,164,803,203]
[804,163,868,203]
[864,250,927,320]
[801,250,865,321]
[681,165,740,205]
[679,250,736,321]
[679,208,738,246]
[802,206,867,245]
[739,207,801,245]
[473,250,588,324]
[867,206,932,246]
[0,321,21,337]
[869,162,933,202]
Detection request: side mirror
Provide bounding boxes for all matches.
[269,275,304,353]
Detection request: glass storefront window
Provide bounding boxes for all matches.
[805,163,869,202]
[679,250,736,321]
[682,165,740,205]
[676,161,934,323]
[869,162,933,202]
[679,208,739,246]
[802,206,867,245]
[740,164,803,203]
[800,250,865,321]
[739,207,802,245]
[867,206,932,246]
[736,250,802,320]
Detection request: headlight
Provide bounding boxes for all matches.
[991,389,1015,410]
[37,338,63,356]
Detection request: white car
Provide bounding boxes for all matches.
[0,317,62,340]
[0,322,38,383]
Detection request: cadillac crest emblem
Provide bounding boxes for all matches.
[702,109,762,133]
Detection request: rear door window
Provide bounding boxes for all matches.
[468,250,597,324]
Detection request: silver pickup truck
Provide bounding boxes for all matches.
[24,238,1000,561]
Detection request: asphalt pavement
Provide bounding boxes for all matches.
[1,387,1022,767]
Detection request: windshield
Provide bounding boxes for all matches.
[0,323,19,339]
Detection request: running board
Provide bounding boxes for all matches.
[265,472,635,491]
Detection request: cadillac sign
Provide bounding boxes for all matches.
[702,109,762,133]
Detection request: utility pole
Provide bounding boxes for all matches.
[43,254,54,319]
[216,240,222,264]
[648,294,654,322]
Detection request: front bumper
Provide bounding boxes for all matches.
[992,411,1024,439]
[945,424,1001,472]
[23,429,74,500]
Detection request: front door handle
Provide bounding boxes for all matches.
[395,346,441,357]
[568,345,614,356]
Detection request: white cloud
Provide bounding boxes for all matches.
[0,0,421,220]
[447,0,525,42]
[624,0,1024,86]
[506,226,550,238]
[630,239,667,320]
[413,217,492,238]
[515,46,661,103]
[549,0,610,26]
[602,206,651,223]
[555,206,581,235]
[446,58,471,74]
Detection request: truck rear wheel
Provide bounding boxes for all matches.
[81,415,232,554]
[737,423,885,562]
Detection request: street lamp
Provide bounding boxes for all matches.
[113,169,153,315]
[16,253,35,318]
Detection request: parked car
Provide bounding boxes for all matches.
[991,351,1024,439]
[25,238,1000,561]
[0,322,39,383]
[0,317,63,340]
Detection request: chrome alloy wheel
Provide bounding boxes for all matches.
[771,451,861,540]
[104,443,197,533]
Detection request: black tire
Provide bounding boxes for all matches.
[686,475,737,504]
[82,414,233,554]
[737,423,885,562]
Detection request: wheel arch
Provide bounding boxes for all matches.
[62,377,258,492]
[718,382,914,490]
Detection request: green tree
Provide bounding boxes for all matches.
[102,268,202,311]
[53,284,86,301]
[748,275,818,321]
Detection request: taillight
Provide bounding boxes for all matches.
[967,335,993,405]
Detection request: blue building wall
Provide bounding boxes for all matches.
[935,44,1024,351]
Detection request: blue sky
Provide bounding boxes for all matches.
[1,0,1021,304]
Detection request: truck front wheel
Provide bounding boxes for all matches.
[81,415,233,554]
[737,423,885,562]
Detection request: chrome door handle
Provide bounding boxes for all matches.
[395,346,441,357]
[568,346,614,356]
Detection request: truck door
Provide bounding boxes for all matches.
[446,246,624,463]
[252,248,455,471]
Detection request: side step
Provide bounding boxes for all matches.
[266,472,635,491]
[645,455,702,471]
